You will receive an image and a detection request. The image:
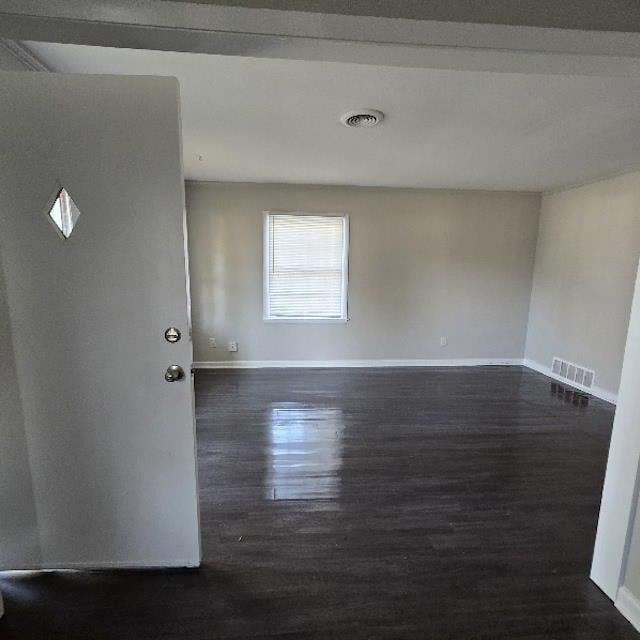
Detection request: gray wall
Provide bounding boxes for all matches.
[187,182,541,364]
[525,171,640,396]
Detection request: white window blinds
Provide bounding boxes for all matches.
[264,213,348,320]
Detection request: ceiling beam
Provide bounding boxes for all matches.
[163,1,640,34]
[2,0,640,76]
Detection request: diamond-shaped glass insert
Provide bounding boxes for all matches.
[48,188,81,238]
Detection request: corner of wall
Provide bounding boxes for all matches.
[0,40,49,72]
[522,191,545,361]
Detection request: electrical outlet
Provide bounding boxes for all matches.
[209,337,217,349]
[228,341,238,352]
[440,336,448,347]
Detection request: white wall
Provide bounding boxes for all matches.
[187,181,541,365]
[525,171,640,399]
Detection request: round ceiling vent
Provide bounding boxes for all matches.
[340,109,384,128]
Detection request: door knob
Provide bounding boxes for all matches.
[164,327,181,343]
[164,365,185,382]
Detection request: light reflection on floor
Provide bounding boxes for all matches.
[265,403,345,502]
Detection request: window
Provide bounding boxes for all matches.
[47,187,81,239]
[264,212,349,321]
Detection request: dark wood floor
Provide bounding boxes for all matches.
[1,366,637,639]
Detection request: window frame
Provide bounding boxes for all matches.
[262,211,350,323]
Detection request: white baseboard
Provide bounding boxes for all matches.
[522,358,617,405]
[0,559,200,572]
[194,357,618,403]
[194,358,523,370]
[616,586,640,631]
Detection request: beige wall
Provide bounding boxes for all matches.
[525,171,640,397]
[187,182,540,364]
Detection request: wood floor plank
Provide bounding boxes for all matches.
[0,366,637,638]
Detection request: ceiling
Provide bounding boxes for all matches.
[26,41,640,191]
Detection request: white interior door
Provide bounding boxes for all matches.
[0,72,200,569]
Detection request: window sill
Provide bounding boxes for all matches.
[263,317,349,324]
